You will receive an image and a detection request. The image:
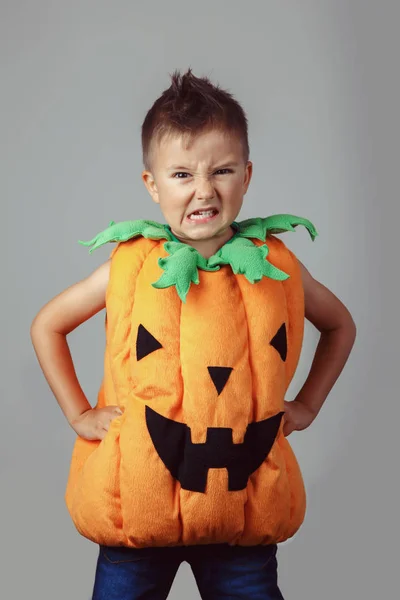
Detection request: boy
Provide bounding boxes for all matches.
[30,69,356,599]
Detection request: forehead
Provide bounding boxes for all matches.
[153,129,243,168]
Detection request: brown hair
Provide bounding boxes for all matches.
[141,68,249,171]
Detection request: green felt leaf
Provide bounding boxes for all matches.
[208,238,289,283]
[78,220,172,253]
[237,214,318,242]
[152,244,213,302]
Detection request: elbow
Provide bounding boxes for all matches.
[30,314,41,344]
[320,311,357,346]
[346,311,357,339]
[351,318,357,345]
[337,305,357,339]
[30,311,48,343]
[335,312,357,350]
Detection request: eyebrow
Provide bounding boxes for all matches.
[167,161,240,171]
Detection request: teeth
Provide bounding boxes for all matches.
[189,210,216,219]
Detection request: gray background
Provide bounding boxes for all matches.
[2,1,398,598]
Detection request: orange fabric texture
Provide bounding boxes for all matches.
[65,233,307,548]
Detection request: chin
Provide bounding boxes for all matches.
[187,227,220,240]
[181,230,209,242]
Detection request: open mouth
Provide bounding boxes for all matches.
[145,405,284,493]
[186,208,219,223]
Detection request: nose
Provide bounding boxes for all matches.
[208,366,233,396]
[196,177,215,200]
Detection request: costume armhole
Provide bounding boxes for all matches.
[109,243,120,259]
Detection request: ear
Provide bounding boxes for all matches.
[243,161,253,195]
[141,170,160,204]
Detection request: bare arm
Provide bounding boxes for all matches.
[30,260,111,428]
[295,261,357,417]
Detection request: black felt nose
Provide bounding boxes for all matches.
[207,366,233,396]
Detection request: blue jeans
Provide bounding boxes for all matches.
[92,542,285,599]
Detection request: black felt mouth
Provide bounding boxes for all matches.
[145,406,284,493]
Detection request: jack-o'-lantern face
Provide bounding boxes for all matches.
[66,218,318,547]
[136,322,287,493]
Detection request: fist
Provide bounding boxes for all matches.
[71,406,124,440]
[282,399,316,437]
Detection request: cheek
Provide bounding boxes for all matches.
[158,194,188,219]
[221,175,245,194]
[222,181,245,205]
[161,180,190,199]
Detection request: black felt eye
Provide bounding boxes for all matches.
[136,324,163,361]
[269,323,287,362]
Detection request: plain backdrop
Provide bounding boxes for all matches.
[2,1,398,598]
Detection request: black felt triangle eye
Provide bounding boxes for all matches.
[270,323,287,362]
[136,324,163,361]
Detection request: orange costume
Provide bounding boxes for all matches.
[65,214,318,548]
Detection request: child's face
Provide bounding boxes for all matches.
[142,128,252,243]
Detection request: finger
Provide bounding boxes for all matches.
[100,426,109,438]
[96,418,109,433]
[107,413,119,427]
[283,422,292,437]
[98,428,107,440]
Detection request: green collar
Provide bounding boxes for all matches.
[79,215,318,302]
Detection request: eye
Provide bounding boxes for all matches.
[269,323,287,362]
[136,324,163,361]
[172,172,190,179]
[214,168,233,175]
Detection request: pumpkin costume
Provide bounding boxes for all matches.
[65,214,318,548]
